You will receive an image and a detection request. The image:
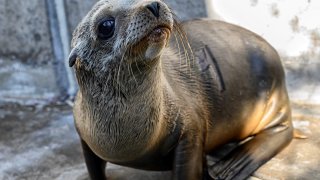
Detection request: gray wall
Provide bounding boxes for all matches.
[0,0,52,64]
[0,0,207,104]
[0,0,58,104]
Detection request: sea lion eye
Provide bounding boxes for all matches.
[97,18,115,40]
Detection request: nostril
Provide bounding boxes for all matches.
[146,2,160,18]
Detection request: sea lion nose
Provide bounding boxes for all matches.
[146,2,160,18]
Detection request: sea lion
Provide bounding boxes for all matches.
[69,0,293,179]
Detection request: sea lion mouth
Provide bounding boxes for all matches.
[129,25,172,57]
[147,25,171,43]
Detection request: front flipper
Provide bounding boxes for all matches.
[81,140,107,180]
[208,123,293,180]
[172,133,208,180]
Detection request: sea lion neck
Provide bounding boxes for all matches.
[73,53,169,161]
[75,56,164,103]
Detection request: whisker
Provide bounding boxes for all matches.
[116,44,128,98]
[173,31,183,72]
[137,45,152,72]
[179,25,195,67]
[133,52,143,75]
[174,23,190,70]
[173,19,195,76]
[128,58,138,85]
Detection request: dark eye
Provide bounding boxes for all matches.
[97,18,115,40]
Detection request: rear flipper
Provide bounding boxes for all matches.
[208,123,293,180]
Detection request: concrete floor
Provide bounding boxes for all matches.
[0,102,319,180]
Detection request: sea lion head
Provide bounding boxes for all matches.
[69,0,174,74]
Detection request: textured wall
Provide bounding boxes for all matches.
[164,0,207,21]
[0,0,53,64]
[65,0,99,37]
[0,0,58,103]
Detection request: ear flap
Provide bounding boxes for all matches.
[68,48,78,67]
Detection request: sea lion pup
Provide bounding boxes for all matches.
[69,0,293,179]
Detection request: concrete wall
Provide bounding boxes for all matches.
[0,0,207,104]
[0,0,58,104]
[0,0,53,64]
[207,0,320,104]
[65,0,98,38]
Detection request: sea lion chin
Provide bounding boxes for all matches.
[70,0,294,180]
[131,26,171,60]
